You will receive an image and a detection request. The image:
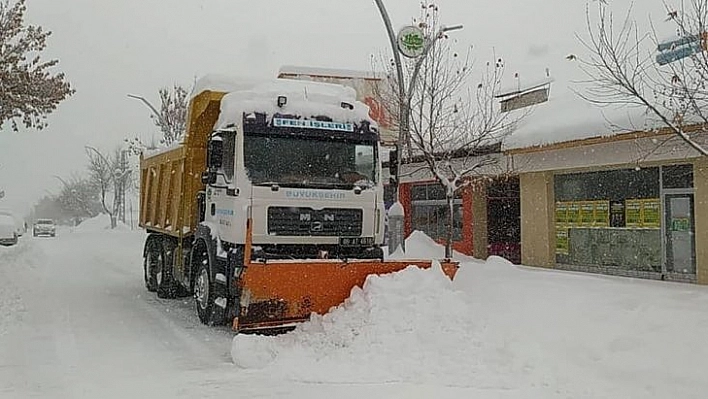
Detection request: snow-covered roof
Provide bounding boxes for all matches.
[484,1,674,151]
[278,65,382,81]
[501,73,654,151]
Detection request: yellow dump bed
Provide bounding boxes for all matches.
[139,90,226,237]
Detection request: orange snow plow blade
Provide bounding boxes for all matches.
[234,258,458,332]
[232,219,458,332]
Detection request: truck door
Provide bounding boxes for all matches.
[205,131,240,245]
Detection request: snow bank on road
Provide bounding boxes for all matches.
[0,240,37,336]
[74,214,131,233]
[232,263,478,385]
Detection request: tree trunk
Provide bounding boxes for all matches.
[445,195,454,260]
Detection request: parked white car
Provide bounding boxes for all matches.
[0,210,23,237]
[0,214,19,246]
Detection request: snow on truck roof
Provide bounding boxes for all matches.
[191,75,375,131]
[278,65,381,81]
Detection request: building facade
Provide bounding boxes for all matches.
[509,130,708,284]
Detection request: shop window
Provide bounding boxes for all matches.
[554,167,661,272]
[662,164,693,189]
[411,183,461,201]
[412,203,463,241]
[555,167,659,201]
[410,183,463,241]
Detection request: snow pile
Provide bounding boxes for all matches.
[389,230,477,262]
[0,241,34,336]
[232,263,483,385]
[230,231,708,396]
[73,214,131,233]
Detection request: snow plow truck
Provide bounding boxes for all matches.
[139,76,458,332]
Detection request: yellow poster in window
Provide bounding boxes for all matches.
[555,202,568,226]
[580,202,595,226]
[642,198,660,228]
[594,201,609,226]
[568,203,580,226]
[556,228,568,255]
[625,199,642,227]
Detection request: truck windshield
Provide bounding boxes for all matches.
[244,134,377,188]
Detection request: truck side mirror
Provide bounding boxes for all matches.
[208,135,224,169]
[201,171,217,185]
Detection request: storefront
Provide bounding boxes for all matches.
[388,176,520,260]
[553,164,694,281]
[510,130,708,284]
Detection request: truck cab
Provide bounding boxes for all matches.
[201,107,385,261]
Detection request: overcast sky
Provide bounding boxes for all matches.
[0,0,669,216]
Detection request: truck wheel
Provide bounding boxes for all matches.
[193,245,227,326]
[143,241,159,292]
[156,247,178,299]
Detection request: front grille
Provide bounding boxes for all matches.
[268,207,362,236]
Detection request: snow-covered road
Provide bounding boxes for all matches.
[0,224,481,399]
[0,228,239,398]
[2,220,708,398]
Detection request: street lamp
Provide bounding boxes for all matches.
[374,1,462,253]
[373,1,462,191]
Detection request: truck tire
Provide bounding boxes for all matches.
[157,242,178,299]
[157,237,179,299]
[143,240,159,292]
[192,241,227,326]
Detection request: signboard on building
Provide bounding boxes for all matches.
[656,32,707,65]
[500,87,550,113]
[277,65,396,144]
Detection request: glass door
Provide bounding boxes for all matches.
[664,194,695,274]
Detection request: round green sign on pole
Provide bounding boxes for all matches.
[397,26,425,58]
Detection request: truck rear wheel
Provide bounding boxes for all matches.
[156,245,178,299]
[144,240,159,292]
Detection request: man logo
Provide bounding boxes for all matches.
[311,221,324,232]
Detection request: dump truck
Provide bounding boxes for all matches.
[139,76,457,332]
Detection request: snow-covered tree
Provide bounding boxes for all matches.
[54,175,101,224]
[0,0,74,131]
[155,84,188,146]
[578,0,708,156]
[85,146,121,229]
[128,84,188,148]
[378,2,522,258]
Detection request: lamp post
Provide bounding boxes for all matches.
[374,0,462,253]
[127,94,164,125]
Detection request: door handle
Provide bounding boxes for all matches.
[227,187,239,197]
